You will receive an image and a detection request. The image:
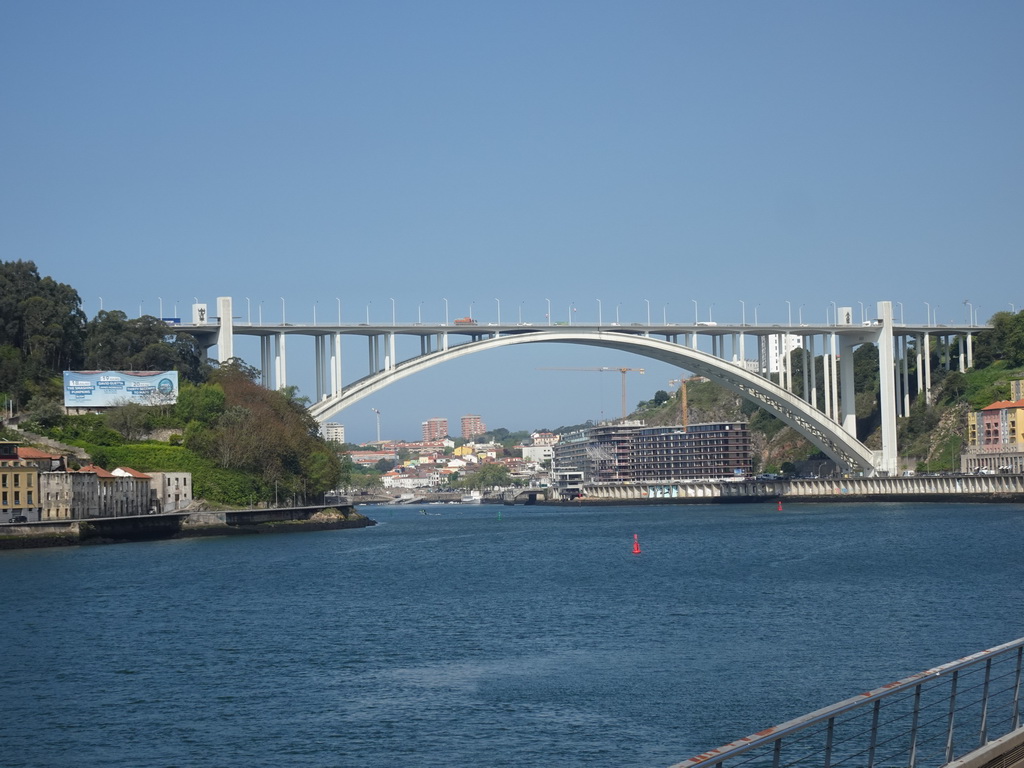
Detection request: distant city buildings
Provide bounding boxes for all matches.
[421,417,449,442]
[461,414,486,440]
[322,422,346,443]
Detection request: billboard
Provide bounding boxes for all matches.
[63,371,179,407]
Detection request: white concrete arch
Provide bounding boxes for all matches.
[308,330,877,474]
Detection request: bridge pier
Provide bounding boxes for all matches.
[876,301,898,475]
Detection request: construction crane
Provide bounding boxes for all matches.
[668,375,698,431]
[538,367,645,419]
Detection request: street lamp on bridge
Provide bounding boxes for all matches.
[545,298,551,326]
[644,298,651,326]
[495,298,501,325]
[596,298,602,326]
[739,299,745,326]
[443,297,449,325]
[786,300,792,327]
[390,297,396,326]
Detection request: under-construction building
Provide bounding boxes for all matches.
[553,420,752,493]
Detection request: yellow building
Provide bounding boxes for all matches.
[0,441,40,522]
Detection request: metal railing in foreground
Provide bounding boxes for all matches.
[670,638,1024,768]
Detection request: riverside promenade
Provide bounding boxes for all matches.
[577,473,1024,503]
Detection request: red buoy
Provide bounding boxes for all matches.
[632,533,642,555]
[777,500,783,511]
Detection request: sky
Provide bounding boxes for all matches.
[3,1,1022,443]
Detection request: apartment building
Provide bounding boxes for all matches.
[461,414,486,440]
[422,417,449,442]
[963,387,1024,474]
[322,422,346,444]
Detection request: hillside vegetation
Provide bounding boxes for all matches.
[629,328,1024,473]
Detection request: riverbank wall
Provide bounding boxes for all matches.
[0,505,375,550]
[547,474,1024,505]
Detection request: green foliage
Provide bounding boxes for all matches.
[459,463,512,489]
[105,402,151,441]
[175,382,226,427]
[37,413,125,446]
[961,361,1018,409]
[479,427,530,449]
[974,311,1024,368]
[179,362,342,497]
[0,261,86,399]
[84,310,207,382]
[23,397,66,430]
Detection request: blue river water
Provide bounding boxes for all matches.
[2,501,1023,768]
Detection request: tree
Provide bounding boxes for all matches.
[106,402,150,441]
[461,463,511,489]
[176,382,226,427]
[974,311,1024,368]
[0,261,86,392]
[84,310,207,381]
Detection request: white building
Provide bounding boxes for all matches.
[323,422,345,443]
[147,472,193,512]
[761,334,804,375]
[522,444,555,464]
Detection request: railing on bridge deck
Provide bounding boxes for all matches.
[669,638,1024,768]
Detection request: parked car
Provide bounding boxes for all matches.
[8,515,27,523]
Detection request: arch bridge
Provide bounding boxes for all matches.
[179,298,988,477]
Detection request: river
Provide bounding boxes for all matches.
[2,501,1022,768]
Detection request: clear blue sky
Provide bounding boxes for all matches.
[3,2,1021,443]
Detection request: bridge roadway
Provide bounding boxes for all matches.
[176,298,988,477]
